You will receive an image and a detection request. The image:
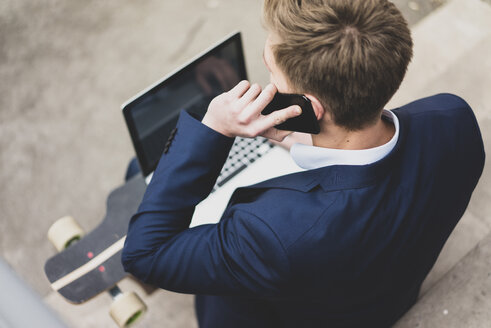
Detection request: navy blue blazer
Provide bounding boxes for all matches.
[122,94,484,327]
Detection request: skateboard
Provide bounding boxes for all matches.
[44,174,148,327]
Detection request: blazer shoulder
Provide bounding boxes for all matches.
[394,94,481,141]
[393,93,472,116]
[229,187,341,250]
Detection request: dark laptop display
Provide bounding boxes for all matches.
[122,32,247,177]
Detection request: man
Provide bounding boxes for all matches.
[122,0,485,327]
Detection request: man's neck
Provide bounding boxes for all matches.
[312,116,395,150]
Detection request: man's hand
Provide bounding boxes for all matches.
[269,132,313,151]
[201,81,302,142]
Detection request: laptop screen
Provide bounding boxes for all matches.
[122,32,247,176]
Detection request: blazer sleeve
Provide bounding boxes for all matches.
[122,110,290,297]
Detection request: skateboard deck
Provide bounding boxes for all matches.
[44,174,146,304]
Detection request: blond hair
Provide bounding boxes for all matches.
[263,0,413,130]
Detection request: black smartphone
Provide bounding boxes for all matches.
[261,93,320,134]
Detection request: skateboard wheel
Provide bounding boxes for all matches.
[109,292,147,327]
[47,216,85,251]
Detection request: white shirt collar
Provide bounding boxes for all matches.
[290,110,399,170]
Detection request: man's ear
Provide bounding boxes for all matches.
[304,94,325,121]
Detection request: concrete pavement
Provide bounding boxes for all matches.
[2,0,490,327]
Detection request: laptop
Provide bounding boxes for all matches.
[122,32,301,227]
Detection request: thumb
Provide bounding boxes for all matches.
[270,105,302,126]
[262,127,293,142]
[258,105,302,133]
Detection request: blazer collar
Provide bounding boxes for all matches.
[240,109,407,193]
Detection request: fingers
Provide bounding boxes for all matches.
[236,83,262,110]
[205,80,302,139]
[263,128,293,142]
[228,80,250,99]
[267,132,311,149]
[255,105,302,135]
[251,84,277,114]
[236,83,277,122]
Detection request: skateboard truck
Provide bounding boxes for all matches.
[45,175,148,327]
[108,285,146,327]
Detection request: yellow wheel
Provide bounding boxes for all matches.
[109,292,147,327]
[47,216,85,251]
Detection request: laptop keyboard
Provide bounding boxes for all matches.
[213,137,273,191]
